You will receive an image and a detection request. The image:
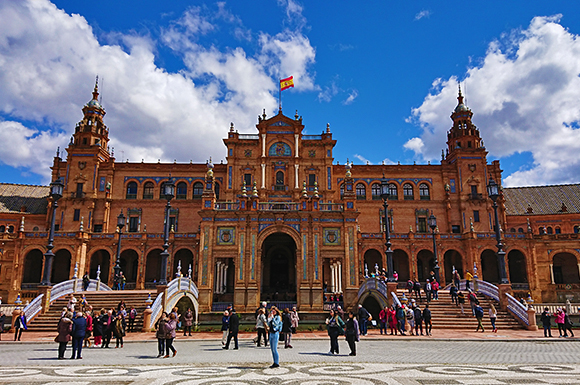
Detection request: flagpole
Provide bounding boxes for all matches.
[279,78,282,112]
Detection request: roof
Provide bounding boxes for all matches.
[0,183,49,215]
[503,184,580,216]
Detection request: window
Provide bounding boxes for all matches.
[126,182,137,199]
[452,225,461,233]
[403,184,414,200]
[470,185,481,200]
[215,183,220,200]
[308,174,316,186]
[371,183,381,200]
[73,209,80,222]
[176,182,187,199]
[473,210,480,223]
[340,184,344,199]
[539,227,545,235]
[82,138,88,145]
[76,183,84,198]
[388,183,398,200]
[275,171,285,191]
[518,228,524,233]
[510,228,516,233]
[93,224,103,233]
[128,217,139,232]
[193,182,203,199]
[419,183,430,200]
[379,209,393,232]
[555,227,561,234]
[143,182,154,199]
[54,224,59,231]
[575,225,579,234]
[547,226,553,234]
[244,173,252,188]
[33,226,39,231]
[418,218,427,233]
[0,225,5,233]
[356,183,366,200]
[169,216,177,232]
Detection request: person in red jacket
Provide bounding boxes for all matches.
[387,306,398,335]
[378,306,388,334]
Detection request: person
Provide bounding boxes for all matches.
[155,312,168,358]
[67,294,77,313]
[82,272,90,291]
[120,272,126,290]
[378,306,387,334]
[56,312,73,359]
[357,304,370,336]
[432,280,439,300]
[182,308,194,336]
[290,306,300,336]
[0,311,5,341]
[423,304,432,336]
[396,305,406,335]
[14,311,27,341]
[325,309,344,355]
[450,284,458,305]
[489,304,498,333]
[268,307,283,368]
[425,279,432,302]
[458,291,466,315]
[414,304,424,336]
[465,270,473,290]
[221,310,230,346]
[474,303,485,332]
[128,306,137,333]
[79,295,88,312]
[93,309,105,347]
[101,309,114,348]
[345,311,359,356]
[453,270,461,289]
[387,305,397,335]
[83,310,93,347]
[223,309,239,350]
[405,305,415,335]
[563,309,575,337]
[407,279,414,294]
[413,280,422,299]
[541,307,552,337]
[335,305,345,320]
[468,290,479,316]
[71,311,87,359]
[164,312,177,357]
[393,271,398,281]
[113,313,126,348]
[282,308,293,348]
[255,308,268,347]
[117,300,126,312]
[556,308,566,337]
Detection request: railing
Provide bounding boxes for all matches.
[323,301,344,311]
[22,294,44,320]
[258,202,300,211]
[302,135,322,140]
[211,302,230,312]
[238,134,259,140]
[166,277,199,300]
[391,291,401,307]
[214,202,239,210]
[476,279,499,302]
[320,203,344,212]
[149,292,164,330]
[532,303,580,316]
[506,293,529,326]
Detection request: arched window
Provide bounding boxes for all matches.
[193,182,203,199]
[340,184,344,199]
[0,225,5,233]
[275,171,285,191]
[215,182,220,200]
[518,228,524,233]
[388,183,398,200]
[403,183,414,200]
[555,227,561,234]
[575,225,579,234]
[371,183,381,200]
[126,181,137,199]
[8,225,14,233]
[510,228,516,233]
[143,182,154,199]
[419,183,430,200]
[539,227,545,235]
[176,182,187,199]
[356,183,366,200]
[547,227,553,234]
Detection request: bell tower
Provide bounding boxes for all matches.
[445,85,484,162]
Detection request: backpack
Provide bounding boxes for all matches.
[475,307,484,318]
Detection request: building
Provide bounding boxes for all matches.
[1,81,579,312]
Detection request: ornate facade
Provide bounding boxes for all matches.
[1,82,580,312]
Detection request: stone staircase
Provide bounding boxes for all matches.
[395,289,523,330]
[27,290,156,332]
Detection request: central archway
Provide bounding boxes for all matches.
[261,232,297,302]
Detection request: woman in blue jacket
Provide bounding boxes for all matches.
[267,307,283,368]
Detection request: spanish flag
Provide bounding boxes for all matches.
[280,76,294,91]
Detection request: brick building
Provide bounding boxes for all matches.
[1,81,579,312]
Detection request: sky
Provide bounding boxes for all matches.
[1,1,580,187]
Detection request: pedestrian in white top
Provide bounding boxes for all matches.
[488,304,497,333]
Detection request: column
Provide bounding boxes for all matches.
[261,134,266,157]
[294,134,299,158]
[330,263,335,293]
[294,164,299,189]
[338,262,342,293]
[550,263,554,284]
[214,262,220,293]
[261,163,266,189]
[223,264,229,293]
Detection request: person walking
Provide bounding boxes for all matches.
[563,309,575,337]
[93,309,105,347]
[413,280,422,300]
[357,304,370,336]
[432,280,439,300]
[345,311,359,356]
[450,284,458,305]
[378,306,387,334]
[82,272,90,291]
[458,291,466,315]
[556,308,566,337]
[56,312,73,359]
[489,304,498,333]
[453,270,461,289]
[83,310,93,347]
[414,304,424,336]
[468,290,478,316]
[267,307,283,368]
[387,305,397,335]
[127,306,137,333]
[71,311,87,359]
[14,311,27,341]
[290,306,300,337]
[282,308,293,348]
[396,305,406,335]
[113,313,126,348]
[325,309,344,355]
[67,294,77,313]
[223,309,239,350]
[256,308,268,347]
[102,309,114,348]
[405,305,415,335]
[164,313,178,357]
[182,308,194,336]
[425,280,432,303]
[155,311,168,358]
[423,304,432,336]
[221,310,230,346]
[541,307,552,337]
[474,304,485,332]
[465,270,473,290]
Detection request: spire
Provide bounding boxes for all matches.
[92,75,99,102]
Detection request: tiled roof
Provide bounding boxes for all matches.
[0,183,49,215]
[503,184,580,216]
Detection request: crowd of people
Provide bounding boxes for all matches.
[541,307,575,338]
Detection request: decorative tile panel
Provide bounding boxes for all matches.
[323,228,341,245]
[217,227,235,245]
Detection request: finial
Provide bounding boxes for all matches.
[69,136,74,146]
[176,260,182,277]
[262,109,267,120]
[326,123,330,133]
[143,224,147,233]
[441,149,445,161]
[188,264,192,279]
[526,218,532,233]
[96,265,101,281]
[230,122,234,132]
[252,181,258,197]
[313,181,319,198]
[470,217,474,232]
[19,216,25,232]
[242,181,247,197]
[56,147,60,158]
[170,224,175,233]
[295,110,299,120]
[302,181,308,197]
[79,217,84,232]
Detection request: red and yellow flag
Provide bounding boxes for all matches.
[280,76,294,91]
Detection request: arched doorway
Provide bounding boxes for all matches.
[481,249,499,283]
[173,249,194,278]
[145,249,163,284]
[22,249,43,285]
[120,249,139,286]
[51,249,71,284]
[444,249,463,284]
[393,249,410,282]
[363,249,382,275]
[508,250,528,284]
[417,249,435,282]
[261,232,297,302]
[90,249,111,284]
[552,252,580,284]
[175,296,196,324]
[361,295,382,322]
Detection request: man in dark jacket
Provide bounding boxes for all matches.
[423,305,432,336]
[474,304,485,332]
[450,284,458,305]
[413,305,424,336]
[71,312,87,359]
[541,307,552,337]
[357,305,370,336]
[223,309,239,350]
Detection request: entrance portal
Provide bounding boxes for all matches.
[261,232,297,302]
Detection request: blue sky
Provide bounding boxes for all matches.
[1,1,580,187]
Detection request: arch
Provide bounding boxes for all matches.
[371,183,381,200]
[443,249,463,285]
[547,226,553,234]
[163,291,199,326]
[192,182,203,199]
[481,249,500,283]
[268,142,292,157]
[90,249,111,284]
[361,295,382,321]
[261,232,297,302]
[388,183,398,200]
[552,252,580,284]
[176,182,188,200]
[363,249,382,274]
[22,249,43,284]
[257,224,302,249]
[416,249,435,281]
[51,249,72,284]
[508,249,528,283]
[356,183,366,200]
[276,171,284,186]
[126,181,138,199]
[120,249,139,283]
[403,183,414,200]
[143,181,155,199]
[172,248,195,278]
[0,225,5,233]
[145,249,164,283]
[393,249,410,281]
[419,183,430,200]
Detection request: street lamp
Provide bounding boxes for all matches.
[428,212,440,283]
[41,177,64,286]
[487,177,509,284]
[113,210,125,289]
[380,177,395,282]
[159,177,175,285]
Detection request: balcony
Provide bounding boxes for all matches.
[70,192,86,198]
[258,202,300,211]
[214,202,240,210]
[320,203,344,212]
[469,193,483,200]
[238,134,259,140]
[302,135,322,140]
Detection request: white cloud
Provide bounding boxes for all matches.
[0,0,317,180]
[343,89,358,105]
[318,81,339,102]
[407,15,580,186]
[415,10,431,21]
[354,154,371,164]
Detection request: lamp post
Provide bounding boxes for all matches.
[428,212,440,284]
[487,177,509,284]
[159,177,175,285]
[380,177,394,282]
[41,178,64,286]
[113,210,125,289]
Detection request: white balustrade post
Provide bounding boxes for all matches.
[261,163,266,189]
